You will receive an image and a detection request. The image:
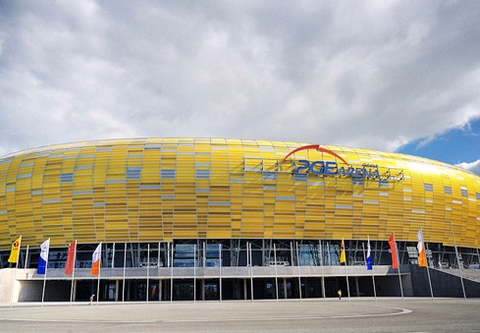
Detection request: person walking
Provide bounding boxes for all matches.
[337,289,342,300]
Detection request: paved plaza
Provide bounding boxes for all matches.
[1,298,479,332]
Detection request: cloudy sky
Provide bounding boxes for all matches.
[1,1,479,175]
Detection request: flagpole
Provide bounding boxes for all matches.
[449,220,467,300]
[344,254,350,302]
[364,237,377,300]
[424,240,434,301]
[319,240,326,302]
[122,242,127,304]
[25,245,30,268]
[193,244,197,302]
[477,248,480,267]
[157,242,165,301]
[112,242,115,268]
[69,240,77,305]
[393,233,404,299]
[362,242,366,263]
[10,236,22,308]
[18,236,22,267]
[41,239,50,307]
[296,242,302,301]
[170,241,174,303]
[274,243,279,301]
[97,242,102,305]
[10,261,18,308]
[147,243,150,303]
[203,241,206,301]
[219,243,223,302]
[249,242,254,302]
[247,242,250,301]
[363,240,373,300]
[340,239,350,302]
[327,242,331,266]
[370,238,377,301]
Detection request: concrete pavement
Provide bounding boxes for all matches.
[1,298,479,332]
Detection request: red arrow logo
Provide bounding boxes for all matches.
[282,144,349,165]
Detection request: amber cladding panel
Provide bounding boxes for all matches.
[0,138,479,249]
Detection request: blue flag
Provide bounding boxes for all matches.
[37,239,50,274]
[366,237,373,270]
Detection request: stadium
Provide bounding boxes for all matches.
[0,138,479,303]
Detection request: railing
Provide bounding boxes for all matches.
[14,265,409,280]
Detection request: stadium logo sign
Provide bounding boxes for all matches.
[282,144,383,180]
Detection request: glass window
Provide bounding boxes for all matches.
[161,169,176,179]
[379,179,389,187]
[444,186,452,194]
[126,167,141,180]
[60,173,74,182]
[206,244,220,258]
[174,259,195,267]
[174,244,195,259]
[294,173,307,182]
[262,171,276,181]
[195,169,210,179]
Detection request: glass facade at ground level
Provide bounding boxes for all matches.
[1,239,479,301]
[3,239,480,270]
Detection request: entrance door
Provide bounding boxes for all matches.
[105,281,116,301]
[204,280,218,300]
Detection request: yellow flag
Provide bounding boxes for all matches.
[8,237,22,263]
[340,238,346,264]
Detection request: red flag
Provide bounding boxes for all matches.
[64,241,77,275]
[388,233,398,269]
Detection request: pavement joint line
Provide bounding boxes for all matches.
[0,305,412,324]
[0,318,158,324]
[162,306,412,323]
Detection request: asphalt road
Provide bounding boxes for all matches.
[1,298,479,332]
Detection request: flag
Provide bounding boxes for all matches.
[417,229,427,267]
[91,243,101,276]
[8,236,22,263]
[37,238,50,274]
[366,236,372,270]
[64,240,77,275]
[339,238,346,264]
[388,233,398,269]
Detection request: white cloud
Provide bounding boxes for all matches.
[1,0,480,160]
[456,160,480,176]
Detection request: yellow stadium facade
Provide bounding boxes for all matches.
[0,138,479,302]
